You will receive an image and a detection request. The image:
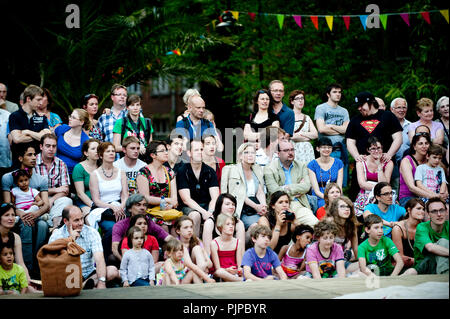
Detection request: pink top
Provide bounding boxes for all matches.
[399,155,416,199]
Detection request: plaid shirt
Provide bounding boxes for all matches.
[97,108,127,143]
[49,224,103,279]
[34,153,70,188]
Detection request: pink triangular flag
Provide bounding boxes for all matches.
[293,15,302,28]
[420,12,431,24]
[400,13,410,26]
[310,16,319,30]
[343,16,350,30]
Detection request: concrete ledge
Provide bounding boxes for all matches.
[1,274,448,299]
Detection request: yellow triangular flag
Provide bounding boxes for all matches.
[231,11,239,21]
[325,16,333,31]
[440,9,449,23]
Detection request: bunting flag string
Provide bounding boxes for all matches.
[216,8,449,31]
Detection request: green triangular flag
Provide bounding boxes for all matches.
[380,14,388,30]
[277,14,284,29]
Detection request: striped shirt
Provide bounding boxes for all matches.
[34,153,70,188]
[49,224,103,279]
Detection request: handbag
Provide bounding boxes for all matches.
[37,237,85,297]
[146,167,182,222]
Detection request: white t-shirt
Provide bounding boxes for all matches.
[414,163,447,193]
[113,158,146,195]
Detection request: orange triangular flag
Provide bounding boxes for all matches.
[311,16,319,30]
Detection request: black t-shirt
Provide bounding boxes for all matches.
[176,163,219,207]
[249,111,279,132]
[163,161,185,176]
[9,107,49,167]
[345,109,402,155]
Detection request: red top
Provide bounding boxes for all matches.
[214,238,238,269]
[121,234,159,252]
[316,206,327,220]
[216,157,226,187]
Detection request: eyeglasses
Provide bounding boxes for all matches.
[320,146,333,150]
[279,148,294,153]
[113,93,128,97]
[270,89,284,93]
[379,191,395,197]
[369,147,382,152]
[293,96,304,101]
[429,208,446,215]
[155,149,168,153]
[415,132,430,137]
[339,205,350,210]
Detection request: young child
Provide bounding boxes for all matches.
[0,242,28,295]
[119,226,155,287]
[10,169,44,213]
[415,144,448,204]
[316,182,342,220]
[121,214,159,264]
[304,220,346,279]
[175,216,214,283]
[278,225,314,279]
[210,214,245,282]
[241,225,288,281]
[156,238,192,285]
[358,214,416,276]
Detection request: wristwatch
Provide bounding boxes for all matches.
[98,277,106,282]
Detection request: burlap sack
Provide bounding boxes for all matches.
[37,237,86,297]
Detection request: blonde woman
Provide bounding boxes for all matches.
[220,142,267,230]
[55,108,92,174]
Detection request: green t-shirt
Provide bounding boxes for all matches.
[358,236,399,275]
[0,264,28,293]
[72,163,91,201]
[112,116,152,147]
[414,221,449,267]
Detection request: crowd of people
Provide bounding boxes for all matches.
[0,81,448,295]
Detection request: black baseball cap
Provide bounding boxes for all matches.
[353,91,375,107]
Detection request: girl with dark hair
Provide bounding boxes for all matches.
[36,88,62,132]
[391,198,425,267]
[202,193,245,256]
[243,89,280,142]
[399,133,431,206]
[258,191,297,254]
[308,137,344,210]
[354,136,393,216]
[82,93,102,140]
[363,182,406,238]
[121,214,159,263]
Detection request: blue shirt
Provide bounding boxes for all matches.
[365,203,406,237]
[273,103,295,136]
[55,124,90,175]
[280,160,294,186]
[241,247,281,279]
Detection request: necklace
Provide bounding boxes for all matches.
[102,166,113,178]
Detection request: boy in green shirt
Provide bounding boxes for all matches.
[0,243,28,294]
[358,214,416,276]
[414,198,449,274]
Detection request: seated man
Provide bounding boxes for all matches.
[49,205,120,289]
[264,139,317,227]
[177,139,220,237]
[113,136,146,196]
[34,133,73,229]
[414,198,449,275]
[2,143,50,278]
[111,194,174,263]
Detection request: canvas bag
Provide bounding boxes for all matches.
[37,237,86,297]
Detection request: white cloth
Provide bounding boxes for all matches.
[94,168,122,203]
[11,187,39,210]
[0,109,12,167]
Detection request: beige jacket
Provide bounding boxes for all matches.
[220,163,265,218]
[263,159,311,209]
